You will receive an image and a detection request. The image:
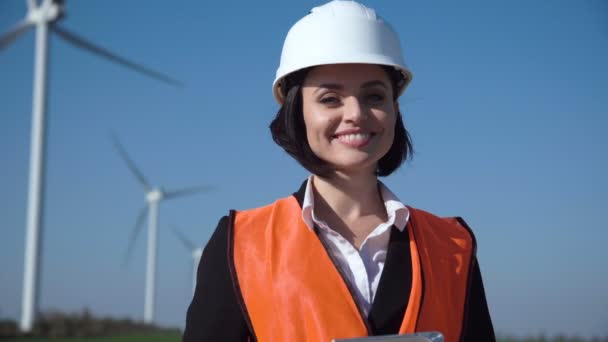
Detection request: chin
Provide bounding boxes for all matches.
[331,160,378,176]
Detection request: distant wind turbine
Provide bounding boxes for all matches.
[0,0,181,333]
[171,225,203,295]
[113,136,210,325]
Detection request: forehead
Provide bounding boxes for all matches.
[302,63,390,88]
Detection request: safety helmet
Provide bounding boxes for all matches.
[273,0,413,104]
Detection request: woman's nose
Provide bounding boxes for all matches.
[342,97,366,123]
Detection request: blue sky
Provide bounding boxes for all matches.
[1,0,607,338]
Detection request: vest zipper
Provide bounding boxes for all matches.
[314,225,374,336]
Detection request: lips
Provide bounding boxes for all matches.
[333,131,375,147]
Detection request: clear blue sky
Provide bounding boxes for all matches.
[1,0,607,338]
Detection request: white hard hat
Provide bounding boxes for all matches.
[273,0,413,104]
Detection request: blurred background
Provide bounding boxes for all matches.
[1,0,607,340]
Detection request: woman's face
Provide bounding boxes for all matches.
[301,64,398,176]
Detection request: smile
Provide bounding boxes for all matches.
[334,132,375,147]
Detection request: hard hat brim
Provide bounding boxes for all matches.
[272,62,412,105]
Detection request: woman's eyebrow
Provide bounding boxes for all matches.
[312,80,386,94]
[361,80,387,89]
[314,83,343,94]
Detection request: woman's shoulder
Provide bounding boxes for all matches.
[234,192,303,218]
[408,206,477,237]
[407,205,456,222]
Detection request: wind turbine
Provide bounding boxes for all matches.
[114,137,210,325]
[171,225,203,295]
[1,0,181,333]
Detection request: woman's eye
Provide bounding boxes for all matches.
[366,93,385,103]
[320,96,340,105]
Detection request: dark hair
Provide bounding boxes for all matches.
[269,66,413,177]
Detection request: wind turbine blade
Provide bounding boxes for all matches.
[170,224,196,250]
[26,0,36,11]
[111,134,151,191]
[51,25,183,87]
[164,185,213,200]
[0,20,33,51]
[122,205,149,268]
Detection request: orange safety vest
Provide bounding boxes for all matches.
[229,195,475,342]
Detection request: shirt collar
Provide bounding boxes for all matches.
[301,175,409,232]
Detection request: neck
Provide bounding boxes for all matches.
[312,171,385,221]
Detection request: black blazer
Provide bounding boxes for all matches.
[183,182,496,341]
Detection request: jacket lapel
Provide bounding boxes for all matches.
[368,224,412,334]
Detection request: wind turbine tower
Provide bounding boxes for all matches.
[114,138,209,324]
[0,0,180,332]
[172,226,203,295]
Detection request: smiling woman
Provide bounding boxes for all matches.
[269,63,412,179]
[183,1,495,342]
[299,64,400,176]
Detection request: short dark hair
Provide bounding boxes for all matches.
[269,66,413,177]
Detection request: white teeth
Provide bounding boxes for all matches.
[338,133,370,142]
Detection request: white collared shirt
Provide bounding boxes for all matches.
[301,176,410,317]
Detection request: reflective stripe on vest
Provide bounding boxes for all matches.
[229,195,474,342]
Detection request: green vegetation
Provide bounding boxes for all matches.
[2,312,606,342]
[0,311,180,341]
[3,333,608,342]
[2,333,180,342]
[4,335,608,342]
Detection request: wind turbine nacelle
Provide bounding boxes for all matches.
[146,189,163,202]
[51,0,67,20]
[29,0,65,22]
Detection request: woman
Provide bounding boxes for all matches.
[183,1,495,341]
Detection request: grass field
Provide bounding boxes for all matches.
[2,334,181,342]
[3,336,603,342]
